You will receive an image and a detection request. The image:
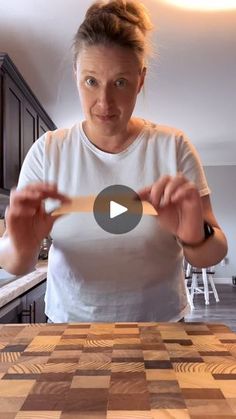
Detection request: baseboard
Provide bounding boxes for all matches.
[208,277,232,284]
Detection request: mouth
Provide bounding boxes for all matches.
[95,115,117,122]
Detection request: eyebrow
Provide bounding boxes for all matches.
[81,70,131,76]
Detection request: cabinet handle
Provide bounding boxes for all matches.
[30,301,36,323]
[21,301,36,323]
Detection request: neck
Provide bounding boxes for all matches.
[83,118,144,154]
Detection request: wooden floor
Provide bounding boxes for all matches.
[185,283,236,331]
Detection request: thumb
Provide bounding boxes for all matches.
[50,213,66,222]
[137,186,152,202]
[40,203,63,225]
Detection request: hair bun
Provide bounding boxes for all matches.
[86,0,153,35]
[73,0,153,68]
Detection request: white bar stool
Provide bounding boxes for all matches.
[184,263,195,310]
[190,266,219,305]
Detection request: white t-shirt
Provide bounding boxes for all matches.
[18,120,210,322]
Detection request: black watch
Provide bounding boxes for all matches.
[179,221,214,248]
[203,221,215,240]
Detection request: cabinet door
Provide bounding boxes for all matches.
[0,298,22,323]
[22,99,37,164]
[21,280,47,323]
[0,69,3,188]
[3,74,23,190]
[38,116,49,137]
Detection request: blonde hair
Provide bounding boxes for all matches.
[72,0,153,68]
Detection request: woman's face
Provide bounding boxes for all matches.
[75,44,146,137]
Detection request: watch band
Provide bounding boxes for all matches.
[178,221,215,248]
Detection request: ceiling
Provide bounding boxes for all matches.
[0,0,236,165]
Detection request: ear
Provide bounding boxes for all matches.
[137,67,147,93]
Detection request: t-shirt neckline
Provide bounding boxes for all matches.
[79,120,146,160]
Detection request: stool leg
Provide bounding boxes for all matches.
[185,278,195,310]
[186,263,191,277]
[202,268,209,305]
[190,273,197,302]
[209,274,220,302]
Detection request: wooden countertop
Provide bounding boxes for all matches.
[0,322,236,418]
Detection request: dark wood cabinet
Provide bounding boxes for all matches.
[38,116,49,137]
[0,279,47,324]
[0,53,57,193]
[21,280,47,324]
[3,75,23,190]
[22,99,38,165]
[0,298,22,323]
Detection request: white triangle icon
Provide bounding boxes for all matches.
[110,201,128,219]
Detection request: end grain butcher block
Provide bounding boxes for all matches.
[0,322,236,418]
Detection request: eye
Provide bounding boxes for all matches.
[85,77,97,87]
[115,79,127,88]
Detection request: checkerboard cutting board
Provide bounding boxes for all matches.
[0,322,236,418]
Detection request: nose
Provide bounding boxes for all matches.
[97,85,113,110]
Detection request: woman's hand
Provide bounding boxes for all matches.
[138,174,205,245]
[5,183,71,255]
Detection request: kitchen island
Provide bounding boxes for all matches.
[0,322,236,418]
[0,263,47,323]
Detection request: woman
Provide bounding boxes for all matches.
[0,0,227,322]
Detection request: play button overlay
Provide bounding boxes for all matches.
[93,185,143,234]
[110,201,128,219]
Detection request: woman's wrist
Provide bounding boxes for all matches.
[177,221,215,249]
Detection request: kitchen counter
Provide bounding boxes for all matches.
[0,322,236,417]
[0,262,47,309]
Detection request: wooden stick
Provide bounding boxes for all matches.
[52,195,157,216]
[142,201,158,215]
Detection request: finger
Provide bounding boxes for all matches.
[149,175,171,208]
[10,188,71,209]
[50,213,68,222]
[10,190,46,211]
[162,174,187,206]
[137,186,152,201]
[171,182,200,205]
[9,182,50,198]
[11,182,71,201]
[4,205,9,218]
[20,182,57,193]
[9,201,57,225]
[9,190,42,212]
[25,185,71,204]
[25,183,66,199]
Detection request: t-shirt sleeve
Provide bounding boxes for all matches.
[176,132,210,197]
[17,134,45,190]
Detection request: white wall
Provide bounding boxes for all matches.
[204,165,236,279]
